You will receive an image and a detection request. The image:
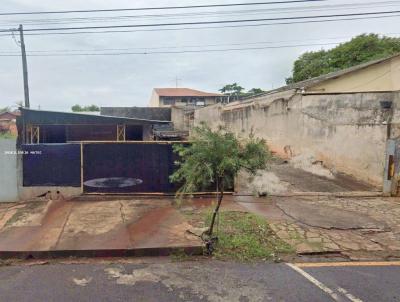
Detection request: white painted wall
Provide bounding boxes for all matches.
[0,139,18,202]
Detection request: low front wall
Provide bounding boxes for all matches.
[0,139,18,202]
[18,186,82,201]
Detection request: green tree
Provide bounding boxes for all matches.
[286,34,400,84]
[247,88,265,96]
[0,106,10,113]
[170,124,271,250]
[219,83,245,100]
[71,104,99,112]
[71,104,83,112]
[86,104,100,111]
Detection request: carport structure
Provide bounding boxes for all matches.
[17,108,185,195]
[17,108,171,143]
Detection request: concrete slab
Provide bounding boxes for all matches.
[0,198,203,259]
[275,199,389,231]
[236,195,400,258]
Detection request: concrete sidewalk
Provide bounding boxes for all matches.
[234,195,400,260]
[0,198,203,259]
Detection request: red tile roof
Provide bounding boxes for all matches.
[154,88,222,97]
[0,111,20,120]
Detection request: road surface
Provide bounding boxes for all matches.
[0,260,399,301]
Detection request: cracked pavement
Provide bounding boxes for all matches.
[0,198,202,256]
[237,195,400,260]
[1,259,399,302]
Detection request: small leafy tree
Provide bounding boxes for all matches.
[170,124,271,242]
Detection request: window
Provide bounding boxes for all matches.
[162,97,175,105]
[191,97,205,106]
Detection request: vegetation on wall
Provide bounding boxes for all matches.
[286,34,400,84]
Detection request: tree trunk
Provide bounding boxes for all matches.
[208,177,224,236]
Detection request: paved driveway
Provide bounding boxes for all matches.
[0,198,202,257]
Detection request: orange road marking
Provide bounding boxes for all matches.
[294,261,400,268]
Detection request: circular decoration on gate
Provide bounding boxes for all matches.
[83,177,143,188]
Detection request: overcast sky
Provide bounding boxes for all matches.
[0,0,399,111]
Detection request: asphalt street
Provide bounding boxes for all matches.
[0,260,399,302]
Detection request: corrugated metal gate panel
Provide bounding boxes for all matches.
[22,144,81,187]
[82,143,179,193]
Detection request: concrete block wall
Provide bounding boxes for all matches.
[195,91,399,187]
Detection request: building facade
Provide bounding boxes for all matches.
[149,88,224,107]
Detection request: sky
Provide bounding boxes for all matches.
[0,0,399,111]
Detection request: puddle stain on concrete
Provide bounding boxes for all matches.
[72,277,93,287]
[0,199,203,253]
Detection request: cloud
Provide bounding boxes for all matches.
[0,0,397,110]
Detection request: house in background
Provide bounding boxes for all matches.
[149,88,224,108]
[0,111,20,136]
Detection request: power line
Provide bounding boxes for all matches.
[0,11,398,37]
[0,1,397,26]
[0,40,342,53]
[0,11,400,35]
[0,42,344,56]
[2,33,400,54]
[0,0,325,16]
[0,9,398,33]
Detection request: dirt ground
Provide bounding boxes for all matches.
[237,158,378,195]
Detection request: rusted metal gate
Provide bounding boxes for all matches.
[81,142,180,193]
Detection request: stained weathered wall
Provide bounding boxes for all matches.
[171,107,185,131]
[194,103,224,130]
[195,91,400,186]
[0,139,18,202]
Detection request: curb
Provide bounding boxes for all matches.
[0,245,204,260]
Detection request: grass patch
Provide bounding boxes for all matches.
[170,248,190,262]
[205,211,294,262]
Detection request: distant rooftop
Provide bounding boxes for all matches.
[154,88,222,97]
[0,111,20,117]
